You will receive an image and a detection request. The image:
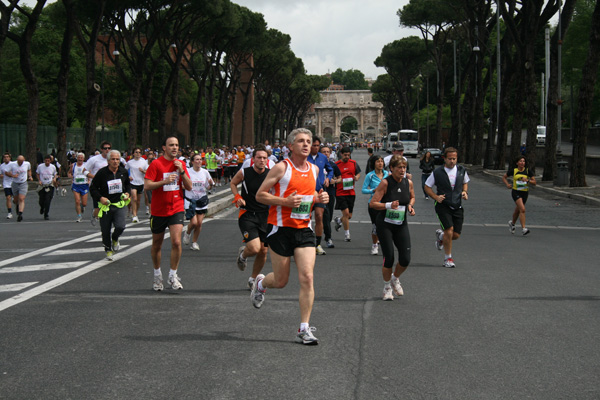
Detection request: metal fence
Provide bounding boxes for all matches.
[0,124,126,156]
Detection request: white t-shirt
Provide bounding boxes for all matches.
[84,154,108,176]
[184,168,214,209]
[126,158,149,186]
[36,164,57,185]
[71,163,89,185]
[425,166,471,189]
[1,161,15,188]
[9,161,31,184]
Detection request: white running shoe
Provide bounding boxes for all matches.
[190,242,200,250]
[435,229,444,250]
[295,327,319,345]
[112,240,120,252]
[391,278,404,296]
[443,258,456,268]
[371,244,378,255]
[146,206,150,215]
[316,245,326,255]
[76,215,82,223]
[168,273,183,290]
[247,277,254,290]
[6,213,12,219]
[344,232,351,242]
[508,220,516,234]
[383,286,394,301]
[183,230,191,245]
[325,238,335,248]
[153,275,164,291]
[251,274,265,308]
[132,216,139,223]
[91,216,98,226]
[334,217,342,232]
[237,246,247,271]
[522,228,530,236]
[105,250,114,261]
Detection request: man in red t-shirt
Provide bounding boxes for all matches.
[334,147,361,242]
[144,136,192,292]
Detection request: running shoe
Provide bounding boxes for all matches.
[443,258,456,268]
[325,238,335,248]
[112,239,120,252]
[251,274,265,308]
[76,215,82,223]
[183,230,191,245]
[105,250,114,261]
[190,242,200,251]
[316,245,326,255]
[44,215,49,220]
[344,232,351,242]
[247,277,254,290]
[90,216,97,226]
[168,273,183,290]
[371,244,378,255]
[435,229,444,250]
[237,246,247,271]
[132,216,139,223]
[153,275,164,291]
[295,327,319,345]
[6,213,12,219]
[146,206,150,215]
[391,278,404,296]
[383,286,394,301]
[17,214,22,222]
[522,228,530,236]
[334,217,342,232]
[40,206,44,215]
[508,220,516,234]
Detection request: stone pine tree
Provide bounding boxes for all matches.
[571,0,600,187]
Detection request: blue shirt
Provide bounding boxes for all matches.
[362,170,389,202]
[308,152,334,191]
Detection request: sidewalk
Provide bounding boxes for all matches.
[476,166,600,207]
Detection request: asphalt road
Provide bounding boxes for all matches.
[1,150,599,400]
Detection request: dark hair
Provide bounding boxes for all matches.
[161,136,178,147]
[514,155,527,166]
[341,146,351,154]
[100,140,111,148]
[444,147,458,156]
[369,155,383,171]
[367,147,373,154]
[312,136,322,145]
[253,144,268,158]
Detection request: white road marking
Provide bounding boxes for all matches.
[0,282,38,292]
[86,234,153,242]
[46,246,129,256]
[0,261,89,274]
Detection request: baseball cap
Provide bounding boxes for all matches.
[392,142,404,151]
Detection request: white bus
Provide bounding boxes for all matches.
[385,132,399,153]
[398,129,419,157]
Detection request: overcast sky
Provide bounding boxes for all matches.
[20,0,417,79]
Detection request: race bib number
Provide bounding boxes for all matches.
[162,172,180,192]
[515,179,528,191]
[192,180,206,197]
[290,195,314,220]
[74,174,87,184]
[107,179,123,195]
[342,177,354,191]
[384,206,406,225]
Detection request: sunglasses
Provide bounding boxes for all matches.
[103,146,111,150]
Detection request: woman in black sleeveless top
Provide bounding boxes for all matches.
[369,155,415,301]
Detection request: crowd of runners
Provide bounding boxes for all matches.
[1,131,540,345]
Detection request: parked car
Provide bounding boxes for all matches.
[422,148,444,165]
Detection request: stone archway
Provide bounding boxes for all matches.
[306,90,385,143]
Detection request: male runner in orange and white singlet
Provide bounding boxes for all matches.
[254,128,329,345]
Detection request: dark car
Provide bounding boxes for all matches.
[422,148,444,165]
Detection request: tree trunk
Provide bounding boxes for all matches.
[510,66,525,163]
[127,80,141,151]
[56,0,75,174]
[524,44,539,174]
[570,0,600,187]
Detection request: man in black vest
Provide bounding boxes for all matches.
[424,147,470,268]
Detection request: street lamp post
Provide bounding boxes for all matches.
[101,46,105,134]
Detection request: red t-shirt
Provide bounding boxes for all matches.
[145,156,190,217]
[335,159,359,197]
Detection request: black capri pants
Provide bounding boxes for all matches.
[376,219,411,269]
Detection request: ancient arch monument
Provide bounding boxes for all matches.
[308,90,385,142]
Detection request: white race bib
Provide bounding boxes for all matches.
[290,195,314,220]
[162,172,180,192]
[342,177,354,191]
[384,206,406,225]
[107,179,123,195]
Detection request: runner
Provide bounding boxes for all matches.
[144,136,192,291]
[320,145,340,249]
[89,150,131,261]
[0,153,14,219]
[85,141,111,226]
[334,147,361,242]
[362,155,389,255]
[424,147,470,268]
[68,153,89,222]
[144,151,156,215]
[6,155,33,222]
[369,156,415,300]
[502,155,536,235]
[419,151,435,200]
[384,142,412,179]
[125,147,148,223]
[254,128,329,345]
[182,153,213,251]
[307,136,333,255]
[204,147,219,187]
[36,154,58,220]
[230,144,270,289]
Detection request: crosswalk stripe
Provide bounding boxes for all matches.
[0,282,38,292]
[86,234,152,242]
[46,246,129,256]
[0,261,89,273]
